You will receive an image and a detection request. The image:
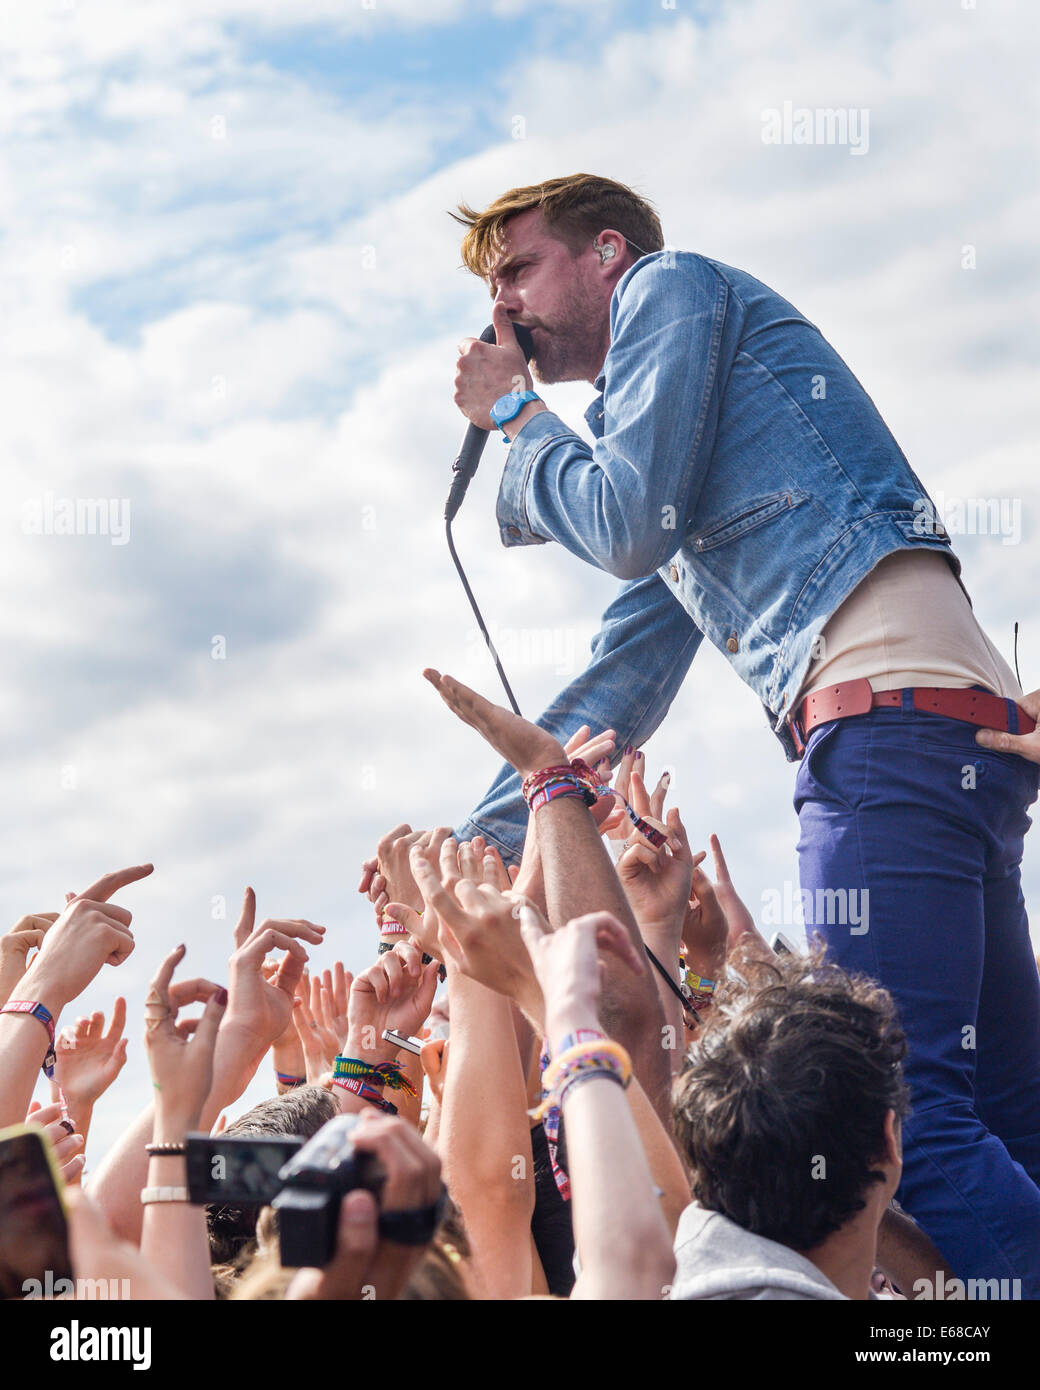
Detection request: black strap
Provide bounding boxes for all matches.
[644,944,700,1027]
[378,1183,449,1246]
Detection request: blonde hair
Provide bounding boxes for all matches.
[451,173,664,282]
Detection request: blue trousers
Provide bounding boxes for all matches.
[794,692,1040,1296]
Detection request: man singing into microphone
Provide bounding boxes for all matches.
[448,173,1040,1293]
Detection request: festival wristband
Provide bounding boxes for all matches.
[558,1066,627,1107]
[332,1075,398,1114]
[379,916,410,937]
[332,1056,417,1096]
[684,971,716,997]
[532,1039,632,1120]
[522,759,667,849]
[276,1072,306,1088]
[2,1000,58,1078]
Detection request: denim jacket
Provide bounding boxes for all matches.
[456,250,958,860]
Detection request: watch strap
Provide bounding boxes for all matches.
[377,1183,449,1246]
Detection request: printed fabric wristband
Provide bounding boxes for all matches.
[522,759,667,849]
[379,916,410,937]
[2,1000,58,1078]
[333,1055,379,1080]
[333,1056,416,1097]
[332,1075,398,1114]
[527,781,592,814]
[276,1072,306,1088]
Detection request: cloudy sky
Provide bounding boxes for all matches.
[2,0,1037,1162]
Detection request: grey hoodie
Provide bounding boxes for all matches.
[669,1205,849,1301]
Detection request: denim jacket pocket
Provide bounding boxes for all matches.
[685,488,811,553]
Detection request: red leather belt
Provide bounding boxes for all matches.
[790,678,1036,755]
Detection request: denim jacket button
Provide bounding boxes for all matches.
[726,633,739,653]
[669,564,679,583]
[506,525,522,540]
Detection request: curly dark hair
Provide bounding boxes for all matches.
[672,950,911,1252]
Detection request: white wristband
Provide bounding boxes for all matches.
[140,1185,190,1204]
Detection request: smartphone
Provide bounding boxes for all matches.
[185,1133,303,1206]
[0,1123,73,1300]
[382,1028,422,1056]
[770,931,801,956]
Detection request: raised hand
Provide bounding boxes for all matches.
[423,669,570,779]
[452,300,534,430]
[0,912,60,1008]
[144,945,227,1143]
[345,941,440,1064]
[682,857,729,983]
[292,970,344,1082]
[407,840,545,1022]
[383,827,460,963]
[18,864,152,1014]
[366,824,430,922]
[318,964,352,1053]
[707,834,773,963]
[26,1099,86,1185]
[603,745,639,842]
[564,726,625,834]
[221,888,325,1058]
[617,804,696,939]
[53,998,128,1120]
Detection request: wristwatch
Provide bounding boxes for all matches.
[490,390,540,438]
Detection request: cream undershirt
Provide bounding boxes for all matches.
[799,548,1021,702]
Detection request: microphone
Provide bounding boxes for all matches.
[444,321,535,522]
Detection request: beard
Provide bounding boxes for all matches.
[527,282,607,385]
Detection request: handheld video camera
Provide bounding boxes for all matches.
[186,1113,384,1268]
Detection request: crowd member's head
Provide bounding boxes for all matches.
[671,952,910,1300]
[451,173,664,385]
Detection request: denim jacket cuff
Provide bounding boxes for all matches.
[495,409,583,549]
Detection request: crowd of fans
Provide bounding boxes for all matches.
[2,670,1038,1303]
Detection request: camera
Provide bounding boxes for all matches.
[186,1114,384,1268]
